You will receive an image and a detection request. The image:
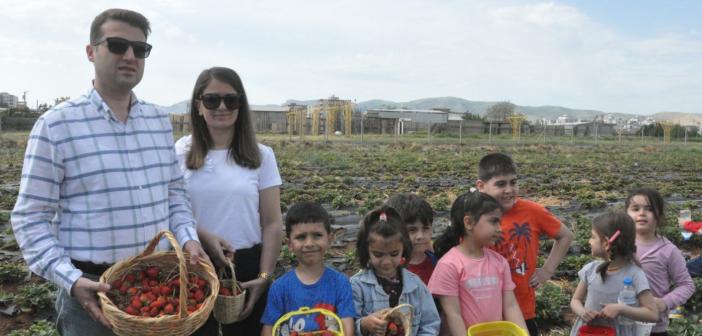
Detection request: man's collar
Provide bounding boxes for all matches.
[88,87,140,121]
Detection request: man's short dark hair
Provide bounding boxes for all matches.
[284,202,331,237]
[90,8,151,43]
[385,193,434,226]
[478,153,517,181]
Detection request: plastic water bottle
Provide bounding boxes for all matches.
[617,277,637,326]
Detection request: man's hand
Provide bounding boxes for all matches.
[199,233,235,268]
[239,277,268,320]
[183,240,212,267]
[70,277,112,329]
[529,268,553,288]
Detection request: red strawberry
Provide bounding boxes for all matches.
[193,289,205,302]
[125,306,138,315]
[387,322,399,336]
[219,287,232,296]
[146,266,160,280]
[124,273,136,283]
[160,285,172,296]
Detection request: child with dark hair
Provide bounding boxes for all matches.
[569,211,659,336]
[351,205,440,336]
[625,188,694,335]
[261,202,356,336]
[385,193,437,285]
[429,192,526,334]
[477,152,574,336]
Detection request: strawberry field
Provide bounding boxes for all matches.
[1,131,701,335]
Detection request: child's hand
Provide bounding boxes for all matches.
[579,309,600,323]
[600,303,624,320]
[653,297,667,312]
[529,268,553,288]
[360,315,387,336]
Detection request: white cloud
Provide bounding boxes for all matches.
[0,0,700,114]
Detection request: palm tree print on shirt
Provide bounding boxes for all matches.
[509,223,531,275]
[494,222,532,276]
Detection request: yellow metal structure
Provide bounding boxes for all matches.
[311,106,321,136]
[314,96,354,138]
[508,114,526,142]
[661,121,674,144]
[286,104,306,138]
[343,102,353,135]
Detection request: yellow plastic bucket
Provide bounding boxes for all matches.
[467,321,529,336]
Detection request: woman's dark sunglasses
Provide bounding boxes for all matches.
[93,37,152,59]
[200,93,243,110]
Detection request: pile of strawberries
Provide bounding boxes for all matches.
[217,285,242,297]
[105,265,209,317]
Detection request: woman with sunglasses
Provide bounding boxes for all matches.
[175,67,283,335]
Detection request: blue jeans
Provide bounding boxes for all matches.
[688,256,702,277]
[55,274,116,336]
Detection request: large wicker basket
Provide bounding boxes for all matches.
[212,259,246,324]
[378,303,413,336]
[98,230,219,336]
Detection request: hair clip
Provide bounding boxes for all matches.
[469,187,477,193]
[607,230,621,244]
[379,212,387,222]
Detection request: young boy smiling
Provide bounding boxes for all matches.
[261,202,356,336]
[477,153,573,336]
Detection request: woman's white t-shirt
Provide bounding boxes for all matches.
[175,135,282,250]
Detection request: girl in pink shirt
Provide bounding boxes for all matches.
[626,188,695,336]
[428,191,527,335]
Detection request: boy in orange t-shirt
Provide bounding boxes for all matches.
[476,153,573,336]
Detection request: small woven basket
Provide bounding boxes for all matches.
[272,306,344,336]
[98,230,219,336]
[213,260,246,324]
[378,303,413,336]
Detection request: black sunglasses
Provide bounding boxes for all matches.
[93,37,152,59]
[199,93,243,110]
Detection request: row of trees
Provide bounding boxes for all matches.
[640,123,700,139]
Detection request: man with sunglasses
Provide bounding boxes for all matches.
[11,8,209,335]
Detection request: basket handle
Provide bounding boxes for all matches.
[272,307,344,336]
[218,259,243,294]
[139,230,189,319]
[380,303,414,319]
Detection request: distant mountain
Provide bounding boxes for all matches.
[161,97,700,123]
[356,97,607,121]
[162,100,189,114]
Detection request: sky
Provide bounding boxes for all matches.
[1,0,701,115]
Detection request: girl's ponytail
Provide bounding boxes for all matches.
[593,211,638,281]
